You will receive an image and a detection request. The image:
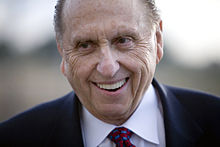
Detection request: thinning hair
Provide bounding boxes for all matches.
[54,0,160,41]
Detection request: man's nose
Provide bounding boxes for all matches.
[97,47,119,78]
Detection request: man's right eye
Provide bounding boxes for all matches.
[77,41,93,51]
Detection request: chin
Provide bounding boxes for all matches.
[97,104,130,120]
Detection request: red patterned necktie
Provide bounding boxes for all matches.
[108,127,136,147]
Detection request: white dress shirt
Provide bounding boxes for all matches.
[80,84,166,147]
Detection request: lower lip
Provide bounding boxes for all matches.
[94,79,129,96]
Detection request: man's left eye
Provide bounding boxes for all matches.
[117,37,132,44]
[114,36,134,49]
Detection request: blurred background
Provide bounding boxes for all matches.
[0,0,220,122]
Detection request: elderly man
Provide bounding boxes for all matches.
[0,0,220,146]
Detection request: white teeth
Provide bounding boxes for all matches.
[97,79,126,90]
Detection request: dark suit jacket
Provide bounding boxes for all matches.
[0,79,220,147]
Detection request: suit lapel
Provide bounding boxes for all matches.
[152,79,203,147]
[46,92,84,146]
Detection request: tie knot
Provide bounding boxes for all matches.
[108,127,135,147]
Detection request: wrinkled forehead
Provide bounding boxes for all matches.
[63,0,147,22]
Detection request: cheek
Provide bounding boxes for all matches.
[65,52,81,81]
[126,45,154,73]
[65,52,94,94]
[133,38,157,71]
[119,43,156,95]
[132,44,156,84]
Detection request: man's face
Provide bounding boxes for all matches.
[58,0,163,125]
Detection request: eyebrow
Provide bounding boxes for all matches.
[70,33,99,46]
[114,29,140,39]
[70,26,140,45]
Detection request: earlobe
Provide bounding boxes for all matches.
[156,20,164,64]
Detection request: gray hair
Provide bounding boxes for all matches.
[54,0,160,41]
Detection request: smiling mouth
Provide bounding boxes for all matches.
[94,78,129,92]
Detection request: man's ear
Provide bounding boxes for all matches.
[60,58,67,76]
[56,38,67,76]
[56,38,63,56]
[156,20,164,64]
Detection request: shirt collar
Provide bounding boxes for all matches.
[81,84,159,147]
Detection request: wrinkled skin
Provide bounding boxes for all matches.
[57,0,163,125]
